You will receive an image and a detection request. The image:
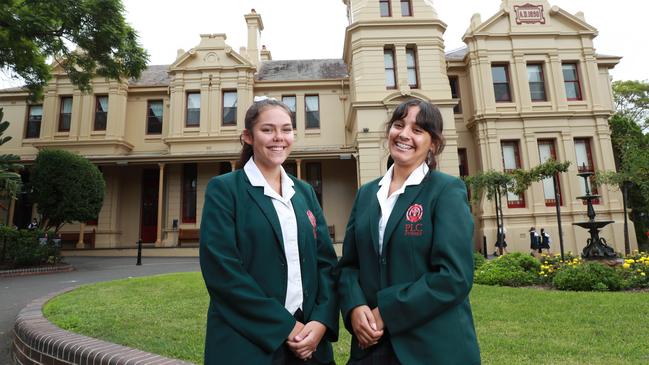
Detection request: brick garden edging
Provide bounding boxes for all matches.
[13,287,195,365]
[0,264,74,278]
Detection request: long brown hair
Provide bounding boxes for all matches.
[385,99,446,169]
[236,98,293,169]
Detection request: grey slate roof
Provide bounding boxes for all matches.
[0,86,27,93]
[445,47,468,61]
[128,65,171,87]
[255,59,348,81]
[443,47,618,61]
[595,53,620,59]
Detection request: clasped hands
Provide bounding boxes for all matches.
[350,305,384,349]
[286,320,326,360]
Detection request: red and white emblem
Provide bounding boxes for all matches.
[307,210,317,227]
[307,210,317,238]
[406,204,423,223]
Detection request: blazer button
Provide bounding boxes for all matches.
[380,258,387,265]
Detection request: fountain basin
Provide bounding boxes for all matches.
[575,195,601,200]
[572,220,614,230]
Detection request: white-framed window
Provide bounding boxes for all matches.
[186,92,200,127]
[501,140,525,208]
[305,95,320,129]
[384,48,396,89]
[222,91,237,126]
[527,63,547,101]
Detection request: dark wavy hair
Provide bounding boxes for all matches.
[236,98,293,169]
[385,99,446,169]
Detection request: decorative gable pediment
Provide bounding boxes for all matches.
[464,1,597,40]
[381,90,430,107]
[170,34,254,71]
[50,60,66,75]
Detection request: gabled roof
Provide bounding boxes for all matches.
[128,65,171,87]
[0,86,27,93]
[445,47,468,61]
[464,4,597,40]
[256,59,348,81]
[442,46,619,63]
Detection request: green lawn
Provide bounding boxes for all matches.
[43,272,649,365]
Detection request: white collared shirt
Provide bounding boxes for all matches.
[244,158,303,314]
[376,162,429,254]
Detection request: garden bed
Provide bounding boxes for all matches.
[475,251,649,291]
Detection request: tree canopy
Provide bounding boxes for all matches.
[612,80,649,132]
[595,113,649,248]
[0,108,22,202]
[30,149,105,231]
[0,0,149,99]
[464,159,571,255]
[464,159,571,203]
[597,114,649,196]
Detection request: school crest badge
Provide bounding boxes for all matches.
[406,204,423,223]
[307,210,317,238]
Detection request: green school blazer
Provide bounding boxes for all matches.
[200,170,338,365]
[337,170,481,365]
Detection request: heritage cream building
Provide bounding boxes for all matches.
[0,0,637,253]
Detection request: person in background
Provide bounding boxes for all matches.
[200,98,338,365]
[529,227,540,256]
[494,226,508,256]
[27,218,38,230]
[337,99,480,365]
[540,228,551,254]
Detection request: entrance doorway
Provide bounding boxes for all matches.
[13,171,33,229]
[140,169,159,243]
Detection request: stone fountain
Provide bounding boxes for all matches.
[573,169,617,259]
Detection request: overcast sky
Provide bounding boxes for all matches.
[0,0,645,88]
[120,0,644,81]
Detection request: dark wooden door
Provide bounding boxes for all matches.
[140,169,159,243]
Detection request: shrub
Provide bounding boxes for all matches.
[552,261,624,291]
[617,252,649,289]
[538,253,582,284]
[473,251,486,270]
[474,252,541,287]
[0,226,61,269]
[496,252,542,272]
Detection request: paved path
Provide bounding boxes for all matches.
[0,256,200,365]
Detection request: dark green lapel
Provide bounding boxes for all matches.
[290,189,309,257]
[243,173,284,250]
[368,183,381,257]
[381,182,426,257]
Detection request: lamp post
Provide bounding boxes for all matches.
[494,185,504,255]
[552,174,565,261]
[622,181,630,255]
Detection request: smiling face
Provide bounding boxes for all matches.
[388,105,435,172]
[242,105,294,173]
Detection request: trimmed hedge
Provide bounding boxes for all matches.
[0,226,61,269]
[474,252,541,287]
